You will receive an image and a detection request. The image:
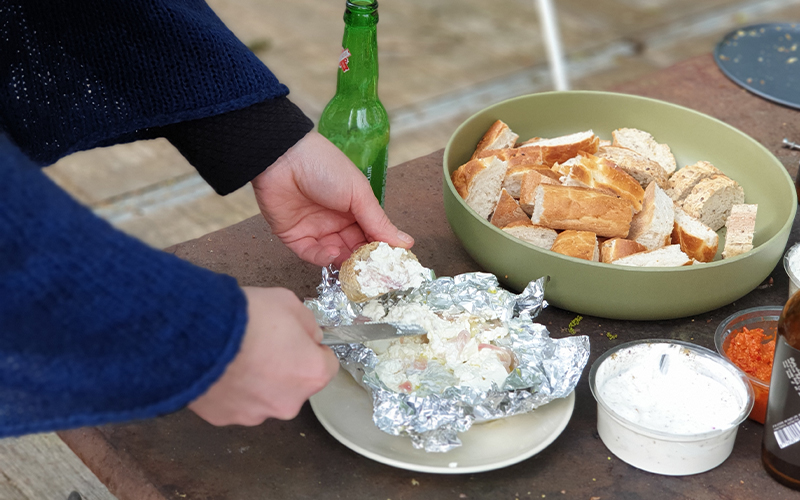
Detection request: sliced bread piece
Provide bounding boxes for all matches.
[517,130,600,166]
[529,184,634,238]
[668,161,724,203]
[682,175,745,231]
[490,189,530,228]
[613,244,693,267]
[596,145,670,190]
[612,127,677,176]
[501,164,560,198]
[671,205,719,263]
[628,181,674,251]
[551,230,599,261]
[599,238,648,263]
[722,204,758,259]
[471,120,519,159]
[561,152,645,213]
[340,242,427,302]
[519,170,562,215]
[451,155,509,219]
[501,220,558,250]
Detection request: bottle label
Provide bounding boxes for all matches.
[765,337,800,453]
[338,48,351,73]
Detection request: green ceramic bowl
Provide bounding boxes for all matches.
[443,91,796,320]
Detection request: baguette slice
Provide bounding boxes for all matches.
[340,242,428,303]
[501,220,558,250]
[551,230,599,261]
[471,120,519,159]
[682,175,745,231]
[502,164,561,198]
[612,128,677,176]
[519,170,562,215]
[517,130,600,166]
[529,184,634,238]
[490,189,530,228]
[671,205,719,262]
[561,152,645,212]
[596,145,670,190]
[628,182,674,251]
[723,204,758,259]
[600,238,648,263]
[451,155,509,219]
[668,161,724,203]
[613,244,693,267]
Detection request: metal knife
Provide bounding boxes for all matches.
[320,322,427,345]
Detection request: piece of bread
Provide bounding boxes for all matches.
[529,184,634,238]
[612,128,677,176]
[600,238,648,263]
[681,175,745,231]
[517,130,600,166]
[471,120,519,159]
[340,242,426,303]
[596,145,670,190]
[560,153,645,213]
[451,155,509,219]
[668,161,724,203]
[490,189,530,228]
[613,244,693,267]
[501,164,560,198]
[551,157,581,179]
[628,182,675,251]
[519,170,562,215]
[671,205,719,262]
[723,204,758,259]
[501,220,558,250]
[551,230,599,261]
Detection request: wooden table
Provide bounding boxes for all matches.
[59,54,800,499]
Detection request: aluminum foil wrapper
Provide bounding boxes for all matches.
[306,267,590,453]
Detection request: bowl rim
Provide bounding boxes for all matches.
[442,90,797,274]
[589,339,755,441]
[714,305,782,388]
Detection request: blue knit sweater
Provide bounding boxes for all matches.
[0,0,296,436]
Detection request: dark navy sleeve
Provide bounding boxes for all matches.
[0,133,248,437]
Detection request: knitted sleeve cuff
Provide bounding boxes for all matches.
[156,97,315,195]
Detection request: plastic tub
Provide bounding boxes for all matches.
[714,305,779,424]
[589,339,753,475]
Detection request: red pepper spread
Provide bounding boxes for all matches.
[725,326,775,382]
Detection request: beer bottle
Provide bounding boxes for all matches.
[318,0,390,206]
[762,291,800,489]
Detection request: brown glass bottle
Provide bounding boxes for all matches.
[762,290,800,489]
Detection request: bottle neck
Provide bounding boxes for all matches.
[335,0,379,99]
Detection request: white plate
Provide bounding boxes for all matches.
[309,368,576,474]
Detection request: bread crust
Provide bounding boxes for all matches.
[452,156,509,219]
[501,220,558,250]
[668,161,723,203]
[561,153,645,212]
[519,170,561,215]
[517,130,600,167]
[682,175,745,231]
[671,205,719,262]
[529,184,633,238]
[612,127,677,175]
[596,145,670,190]
[490,189,530,228]
[551,230,599,261]
[628,182,674,250]
[600,238,647,263]
[722,203,758,259]
[471,120,519,160]
[339,242,422,303]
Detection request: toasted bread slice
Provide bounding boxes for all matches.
[722,204,758,259]
[596,145,670,190]
[551,230,599,261]
[600,237,648,263]
[612,128,677,176]
[490,189,530,228]
[501,220,558,250]
[613,244,693,267]
[671,205,719,262]
[561,152,645,213]
[340,242,427,303]
[628,182,674,251]
[682,175,745,231]
[451,155,509,219]
[471,120,519,159]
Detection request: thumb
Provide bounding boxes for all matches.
[351,191,415,249]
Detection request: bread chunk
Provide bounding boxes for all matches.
[551,230,599,261]
[682,175,745,231]
[501,220,558,250]
[600,238,648,263]
[519,170,562,215]
[614,244,693,267]
[596,145,670,190]
[517,130,600,166]
[561,153,645,213]
[628,182,675,251]
[723,204,758,259]
[671,205,719,262]
[471,120,519,159]
[612,128,677,176]
[340,242,428,303]
[451,155,509,219]
[501,164,560,198]
[490,189,530,228]
[668,161,723,203]
[529,184,633,238]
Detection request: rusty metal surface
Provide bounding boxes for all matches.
[60,55,800,500]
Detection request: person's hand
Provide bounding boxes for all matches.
[251,131,414,267]
[188,286,339,425]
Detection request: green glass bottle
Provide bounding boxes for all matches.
[318,0,389,206]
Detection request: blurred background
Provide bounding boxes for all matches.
[42,0,800,250]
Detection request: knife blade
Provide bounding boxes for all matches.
[320,322,427,345]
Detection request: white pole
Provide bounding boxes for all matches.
[536,0,569,91]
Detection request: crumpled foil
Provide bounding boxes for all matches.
[305,266,590,453]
